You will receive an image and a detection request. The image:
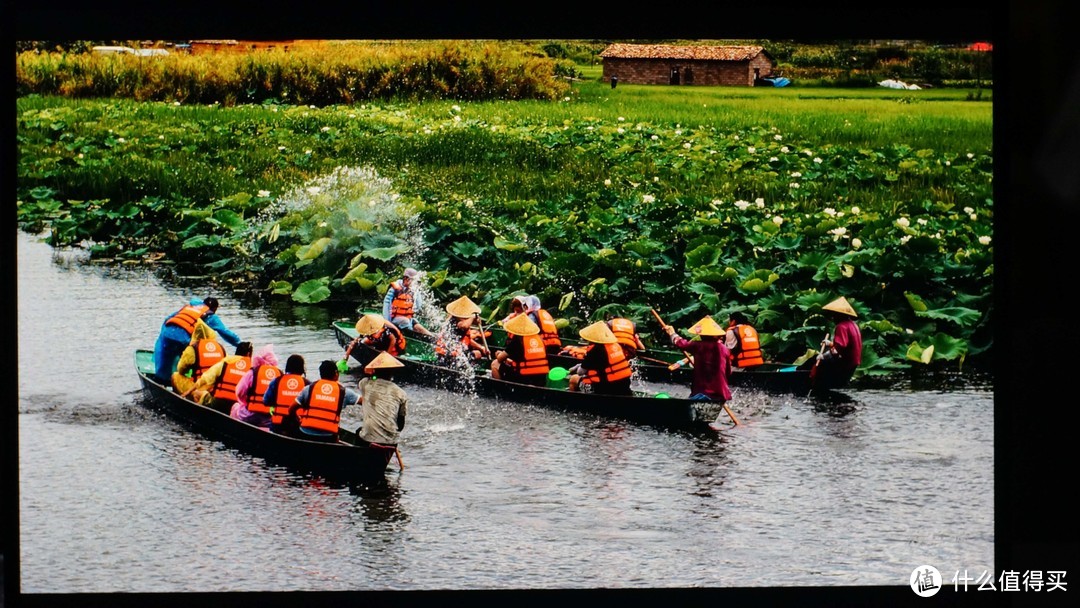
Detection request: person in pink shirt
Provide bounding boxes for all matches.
[231,344,280,428]
[811,296,863,390]
[663,315,733,403]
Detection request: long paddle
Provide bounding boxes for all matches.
[474,313,491,357]
[651,308,741,427]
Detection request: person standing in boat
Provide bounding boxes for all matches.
[810,296,863,390]
[606,314,647,362]
[153,296,242,383]
[568,321,633,395]
[491,314,550,386]
[343,313,407,367]
[524,295,562,354]
[180,341,254,410]
[170,319,226,394]
[230,343,282,429]
[725,311,764,369]
[354,352,408,448]
[292,360,362,443]
[434,296,490,363]
[382,267,433,336]
[664,316,733,403]
[266,354,310,437]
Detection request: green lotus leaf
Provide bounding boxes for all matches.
[927,333,969,360]
[494,236,526,251]
[905,342,935,363]
[297,237,333,261]
[558,292,574,310]
[181,234,219,249]
[452,241,485,258]
[773,235,804,250]
[739,278,770,293]
[341,262,369,285]
[268,280,292,295]
[685,243,722,268]
[363,243,410,261]
[916,306,982,327]
[292,278,331,304]
[905,292,929,312]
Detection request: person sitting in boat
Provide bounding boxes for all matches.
[524,295,562,354]
[606,314,647,362]
[153,296,242,384]
[810,296,863,390]
[725,311,764,369]
[568,321,633,395]
[180,341,254,411]
[491,314,550,386]
[170,319,226,395]
[292,360,362,443]
[230,343,282,429]
[344,313,407,367]
[434,296,490,363]
[499,295,528,325]
[354,352,408,448]
[266,354,310,438]
[382,267,433,336]
[663,316,732,403]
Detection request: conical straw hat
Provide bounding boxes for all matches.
[822,296,858,317]
[355,313,386,336]
[502,313,540,336]
[579,320,618,344]
[364,351,405,374]
[445,295,481,318]
[689,316,725,336]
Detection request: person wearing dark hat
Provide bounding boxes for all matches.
[382,267,433,336]
[811,296,863,390]
[491,314,550,386]
[664,316,732,403]
[153,295,241,383]
[725,311,764,369]
[292,360,362,442]
[568,321,633,395]
[354,352,408,448]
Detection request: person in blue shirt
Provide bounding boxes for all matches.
[153,296,241,383]
[381,268,432,336]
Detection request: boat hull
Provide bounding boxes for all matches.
[134,350,394,482]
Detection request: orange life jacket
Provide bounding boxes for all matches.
[298,379,344,434]
[435,325,488,357]
[389,281,415,318]
[510,334,550,376]
[608,318,640,353]
[559,344,588,359]
[212,356,251,402]
[535,309,561,349]
[194,339,226,378]
[732,324,764,368]
[367,325,407,356]
[246,364,282,415]
[583,343,632,383]
[269,374,306,425]
[165,304,209,334]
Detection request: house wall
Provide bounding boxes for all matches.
[603,56,774,86]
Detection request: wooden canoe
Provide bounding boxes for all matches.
[332,323,725,430]
[333,320,813,394]
[134,349,396,482]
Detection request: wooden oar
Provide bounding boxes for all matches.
[651,308,741,426]
[474,313,492,357]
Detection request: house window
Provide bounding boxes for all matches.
[684,67,694,85]
[670,67,680,85]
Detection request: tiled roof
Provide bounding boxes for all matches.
[599,43,768,61]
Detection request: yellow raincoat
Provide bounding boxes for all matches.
[170,320,220,395]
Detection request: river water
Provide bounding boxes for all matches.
[15,229,993,598]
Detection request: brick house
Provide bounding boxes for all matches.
[599,43,776,86]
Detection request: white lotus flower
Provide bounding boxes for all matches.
[772,216,784,226]
[258,190,271,198]
[734,200,751,210]
[852,238,862,249]
[642,194,656,203]
[979,236,992,245]
[897,217,910,228]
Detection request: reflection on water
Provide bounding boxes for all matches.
[17,231,994,593]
